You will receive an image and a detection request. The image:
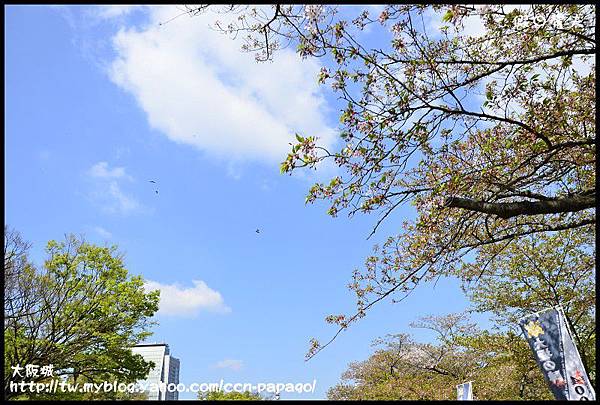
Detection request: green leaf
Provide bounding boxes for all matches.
[442,10,453,23]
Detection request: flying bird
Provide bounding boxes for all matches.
[255,228,260,234]
[149,180,159,194]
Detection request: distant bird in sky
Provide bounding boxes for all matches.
[255,228,260,234]
[148,180,159,195]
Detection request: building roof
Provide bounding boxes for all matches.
[133,342,168,348]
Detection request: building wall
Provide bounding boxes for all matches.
[131,344,180,401]
[164,355,180,400]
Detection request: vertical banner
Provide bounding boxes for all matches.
[456,381,473,400]
[519,306,595,400]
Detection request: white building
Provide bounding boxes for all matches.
[131,343,180,400]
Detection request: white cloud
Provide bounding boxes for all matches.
[107,181,142,213]
[88,161,132,180]
[93,226,113,239]
[93,5,141,20]
[86,162,145,215]
[226,162,243,180]
[108,6,336,165]
[214,359,244,371]
[459,15,486,38]
[144,279,231,316]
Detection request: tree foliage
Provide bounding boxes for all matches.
[4,228,160,400]
[199,390,264,400]
[462,227,596,385]
[184,4,595,357]
[327,313,553,400]
[328,227,595,399]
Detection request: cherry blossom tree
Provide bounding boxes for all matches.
[327,313,553,400]
[180,4,595,358]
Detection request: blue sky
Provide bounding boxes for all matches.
[5,5,490,399]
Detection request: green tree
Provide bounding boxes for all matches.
[183,4,595,357]
[328,228,595,400]
[462,227,596,385]
[4,229,160,400]
[327,313,552,400]
[199,390,263,400]
[455,330,552,400]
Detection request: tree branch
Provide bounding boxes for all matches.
[445,193,595,219]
